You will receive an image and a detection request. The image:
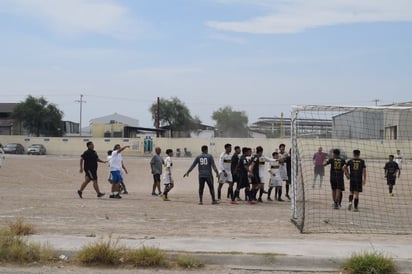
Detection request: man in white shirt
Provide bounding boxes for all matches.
[109,144,129,199]
[217,144,233,200]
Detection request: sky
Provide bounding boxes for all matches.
[0,0,411,128]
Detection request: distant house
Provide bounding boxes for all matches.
[0,103,25,135]
[90,113,162,138]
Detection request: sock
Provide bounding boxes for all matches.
[218,188,221,200]
[278,187,282,199]
[228,187,233,199]
[259,189,264,199]
[232,190,239,201]
[349,194,353,203]
[286,184,289,196]
[354,198,359,209]
[339,192,343,206]
[275,187,279,200]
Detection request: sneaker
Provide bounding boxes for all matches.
[77,190,83,199]
[390,193,395,197]
[97,192,105,198]
[122,190,128,194]
[212,200,219,205]
[152,192,157,196]
[236,197,242,201]
[110,194,122,199]
[285,194,291,200]
[249,200,257,205]
[161,194,167,201]
[347,203,352,211]
[257,198,263,203]
[198,201,203,205]
[158,192,162,196]
[334,203,339,209]
[353,208,359,212]
[230,200,238,205]
[267,197,273,201]
[278,198,284,202]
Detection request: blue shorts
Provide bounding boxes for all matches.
[110,170,123,184]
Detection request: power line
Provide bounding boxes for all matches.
[75,94,86,136]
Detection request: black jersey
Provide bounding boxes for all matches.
[250,155,261,183]
[81,149,99,171]
[384,161,399,180]
[231,153,240,175]
[346,158,366,181]
[237,155,249,178]
[327,157,345,181]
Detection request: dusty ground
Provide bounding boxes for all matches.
[0,154,411,273]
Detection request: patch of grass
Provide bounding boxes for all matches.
[126,246,166,267]
[343,251,396,274]
[176,255,203,269]
[0,229,57,264]
[8,217,35,236]
[76,237,125,265]
[85,233,96,238]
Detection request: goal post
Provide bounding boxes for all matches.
[290,104,412,233]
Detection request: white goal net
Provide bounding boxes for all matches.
[290,105,412,234]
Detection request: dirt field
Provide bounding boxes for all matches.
[1,154,411,244]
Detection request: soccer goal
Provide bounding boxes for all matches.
[290,105,412,234]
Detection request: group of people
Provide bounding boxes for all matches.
[76,141,292,206]
[312,147,402,212]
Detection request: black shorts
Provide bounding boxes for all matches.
[153,174,161,182]
[238,175,249,189]
[387,178,396,185]
[85,169,98,181]
[350,180,363,192]
[330,179,344,190]
[314,165,325,176]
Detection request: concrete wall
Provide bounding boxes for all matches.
[1,135,409,159]
[0,135,290,158]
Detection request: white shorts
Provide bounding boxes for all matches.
[163,175,174,185]
[219,171,233,183]
[269,178,282,187]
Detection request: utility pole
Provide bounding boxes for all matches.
[156,97,160,137]
[75,94,86,136]
[372,99,380,106]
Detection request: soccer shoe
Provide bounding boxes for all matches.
[230,200,238,205]
[347,203,352,211]
[97,192,105,198]
[353,208,359,212]
[257,198,263,203]
[110,194,121,199]
[122,190,128,194]
[334,203,339,209]
[390,193,395,197]
[267,197,273,201]
[152,192,157,196]
[198,201,203,205]
[278,198,285,202]
[77,190,83,199]
[212,200,219,205]
[161,194,167,201]
[285,194,291,200]
[248,200,257,205]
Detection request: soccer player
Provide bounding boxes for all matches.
[324,149,346,209]
[217,144,233,200]
[77,141,106,199]
[231,147,252,204]
[345,150,366,212]
[384,155,400,196]
[248,146,264,204]
[184,145,219,205]
[0,144,4,169]
[109,144,130,199]
[150,147,164,196]
[278,144,289,200]
[267,152,282,201]
[394,149,403,177]
[312,147,327,189]
[230,146,241,200]
[161,149,174,201]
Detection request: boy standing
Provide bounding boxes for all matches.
[312,147,327,189]
[217,144,233,200]
[267,152,283,201]
[384,155,399,196]
[78,141,106,199]
[150,147,164,196]
[161,149,174,201]
[184,145,219,205]
[109,144,130,199]
[345,150,366,212]
[324,149,346,209]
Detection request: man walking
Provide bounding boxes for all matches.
[150,147,164,196]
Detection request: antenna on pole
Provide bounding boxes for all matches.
[372,99,380,106]
[75,94,86,136]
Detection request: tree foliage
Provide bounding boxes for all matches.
[212,106,249,137]
[149,97,201,137]
[12,95,64,137]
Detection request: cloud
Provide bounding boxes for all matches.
[0,0,141,39]
[206,0,412,34]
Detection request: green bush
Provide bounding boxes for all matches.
[126,246,166,267]
[343,251,396,274]
[76,237,125,265]
[8,217,35,236]
[176,255,203,269]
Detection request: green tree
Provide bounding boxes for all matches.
[149,97,201,137]
[12,95,64,137]
[212,106,249,137]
